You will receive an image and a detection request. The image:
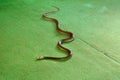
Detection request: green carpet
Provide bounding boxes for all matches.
[0,0,120,80]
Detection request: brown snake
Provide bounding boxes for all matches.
[37,6,74,61]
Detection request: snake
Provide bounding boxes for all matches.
[37,6,74,61]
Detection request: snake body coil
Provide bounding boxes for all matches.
[37,7,74,61]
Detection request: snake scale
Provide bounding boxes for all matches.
[37,6,74,61]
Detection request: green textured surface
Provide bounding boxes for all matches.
[0,0,120,80]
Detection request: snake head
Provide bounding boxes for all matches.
[36,56,44,60]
